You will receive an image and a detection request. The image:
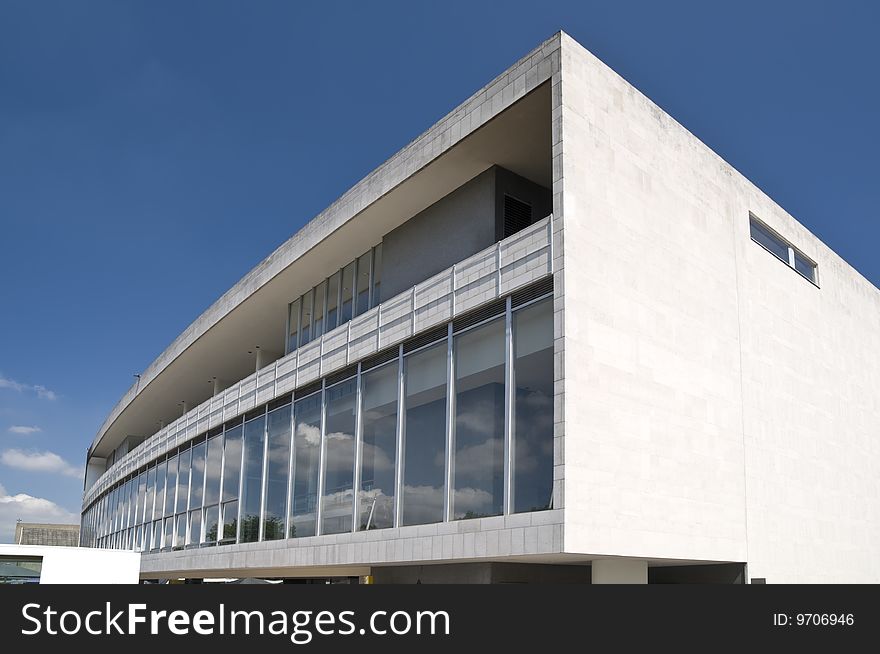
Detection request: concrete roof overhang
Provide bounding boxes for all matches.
[89,36,557,460]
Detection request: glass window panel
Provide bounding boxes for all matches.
[322,378,357,535]
[371,244,382,307]
[300,288,314,346]
[359,361,398,530]
[287,298,301,353]
[264,404,292,540]
[204,435,222,506]
[131,480,139,526]
[290,392,322,538]
[154,461,166,522]
[794,251,815,282]
[221,500,238,542]
[174,513,186,549]
[453,318,505,520]
[339,262,354,324]
[150,520,162,550]
[326,271,340,332]
[750,220,789,262]
[313,280,326,341]
[240,413,266,544]
[163,517,173,549]
[204,504,219,544]
[176,448,190,514]
[189,441,206,509]
[136,472,146,525]
[222,424,243,502]
[119,484,127,530]
[188,509,202,546]
[356,252,372,316]
[127,479,137,528]
[513,299,555,513]
[144,466,155,523]
[111,486,119,532]
[116,487,124,532]
[164,455,178,517]
[122,480,132,529]
[402,342,448,526]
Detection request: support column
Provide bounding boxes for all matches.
[591,559,648,584]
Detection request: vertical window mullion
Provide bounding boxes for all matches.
[444,323,455,522]
[393,344,405,528]
[259,406,270,542]
[217,428,226,543]
[787,246,795,268]
[315,380,328,536]
[285,393,296,539]
[185,449,193,546]
[236,422,246,544]
[352,363,364,531]
[503,296,514,515]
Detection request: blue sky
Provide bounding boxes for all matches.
[0,0,877,542]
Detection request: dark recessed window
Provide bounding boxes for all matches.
[749,215,817,284]
[503,195,532,238]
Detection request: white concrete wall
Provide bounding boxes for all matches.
[0,544,141,584]
[558,34,880,582]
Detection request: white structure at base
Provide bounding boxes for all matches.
[0,544,140,584]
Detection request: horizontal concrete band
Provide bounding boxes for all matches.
[139,510,565,577]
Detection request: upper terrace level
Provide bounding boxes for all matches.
[86,35,560,479]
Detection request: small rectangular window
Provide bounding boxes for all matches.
[749,219,789,263]
[749,215,817,285]
[793,251,816,283]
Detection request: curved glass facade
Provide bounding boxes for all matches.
[80,285,554,551]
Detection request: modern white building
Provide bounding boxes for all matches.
[80,32,880,584]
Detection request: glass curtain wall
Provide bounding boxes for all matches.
[152,460,166,551]
[402,342,448,526]
[359,362,398,530]
[83,288,555,548]
[240,412,267,543]
[189,440,206,546]
[203,433,222,544]
[221,422,243,542]
[290,393,321,538]
[512,298,554,512]
[264,402,292,540]
[321,378,357,535]
[452,318,506,519]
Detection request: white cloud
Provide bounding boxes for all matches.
[0,374,58,401]
[0,482,79,544]
[0,449,83,478]
[8,425,41,435]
